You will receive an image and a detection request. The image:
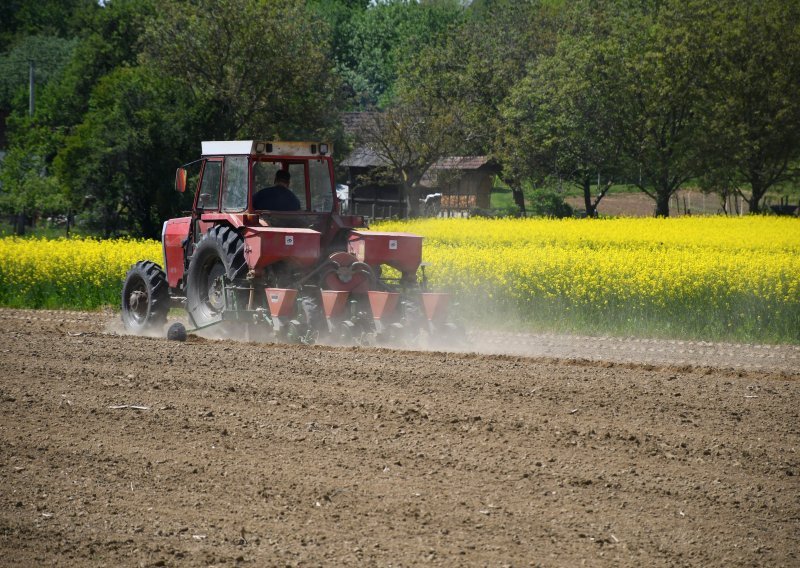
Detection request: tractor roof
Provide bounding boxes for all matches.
[201,140,331,157]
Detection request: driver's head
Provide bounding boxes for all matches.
[275,169,291,186]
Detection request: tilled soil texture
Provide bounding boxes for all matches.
[0,310,798,567]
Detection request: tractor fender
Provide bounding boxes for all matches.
[163,217,191,288]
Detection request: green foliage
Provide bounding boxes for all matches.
[334,0,464,108]
[0,34,76,110]
[697,0,800,213]
[498,28,626,217]
[399,0,563,155]
[524,186,573,218]
[0,150,67,219]
[0,0,97,52]
[0,109,69,230]
[37,0,157,129]
[0,0,161,234]
[142,0,340,140]
[54,66,194,238]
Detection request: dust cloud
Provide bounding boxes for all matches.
[107,311,800,374]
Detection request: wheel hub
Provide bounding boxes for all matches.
[128,289,148,322]
[336,265,354,283]
[206,262,227,313]
[129,290,145,310]
[208,277,224,310]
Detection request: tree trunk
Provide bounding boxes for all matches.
[582,179,596,218]
[14,213,26,236]
[654,192,671,217]
[404,184,421,218]
[512,187,526,215]
[745,181,766,214]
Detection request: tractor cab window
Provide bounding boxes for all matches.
[222,156,248,211]
[179,160,203,212]
[252,160,306,211]
[309,159,333,212]
[197,160,222,211]
[287,163,307,208]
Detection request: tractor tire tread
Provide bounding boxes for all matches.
[121,260,169,331]
[186,226,248,328]
[209,226,248,281]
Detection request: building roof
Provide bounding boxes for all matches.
[420,156,498,187]
[339,147,391,168]
[430,156,494,170]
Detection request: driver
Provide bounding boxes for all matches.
[253,170,301,211]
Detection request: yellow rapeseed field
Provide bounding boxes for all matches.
[0,237,161,309]
[0,217,797,341]
[375,217,800,341]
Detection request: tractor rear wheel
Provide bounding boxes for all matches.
[121,261,169,332]
[186,226,248,328]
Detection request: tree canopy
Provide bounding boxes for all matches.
[142,0,340,140]
[1,0,799,233]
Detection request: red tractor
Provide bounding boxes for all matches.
[121,140,459,344]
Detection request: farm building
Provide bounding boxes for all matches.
[339,144,405,219]
[340,112,499,219]
[420,156,500,216]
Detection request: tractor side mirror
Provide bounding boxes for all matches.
[175,168,187,193]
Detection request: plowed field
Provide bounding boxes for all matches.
[1,309,798,567]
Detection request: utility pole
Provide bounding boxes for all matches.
[29,60,35,117]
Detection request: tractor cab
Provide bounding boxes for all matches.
[176,140,336,216]
[174,140,367,252]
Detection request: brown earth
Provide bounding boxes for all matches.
[565,190,727,217]
[0,309,798,567]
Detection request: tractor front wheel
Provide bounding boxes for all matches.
[185,226,248,328]
[121,261,169,332]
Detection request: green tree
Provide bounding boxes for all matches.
[498,31,627,218]
[618,1,720,217]
[142,0,341,140]
[397,0,564,212]
[308,0,370,105]
[0,0,159,234]
[336,0,463,108]
[0,139,67,235]
[54,66,195,238]
[699,0,800,213]
[37,0,156,129]
[0,35,76,111]
[0,0,97,52]
[356,96,467,217]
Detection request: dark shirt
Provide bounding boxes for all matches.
[253,185,302,211]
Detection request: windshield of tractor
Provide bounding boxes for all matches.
[251,158,334,213]
[222,156,248,211]
[252,160,305,211]
[309,159,334,212]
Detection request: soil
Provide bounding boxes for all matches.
[565,190,725,217]
[1,308,798,567]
